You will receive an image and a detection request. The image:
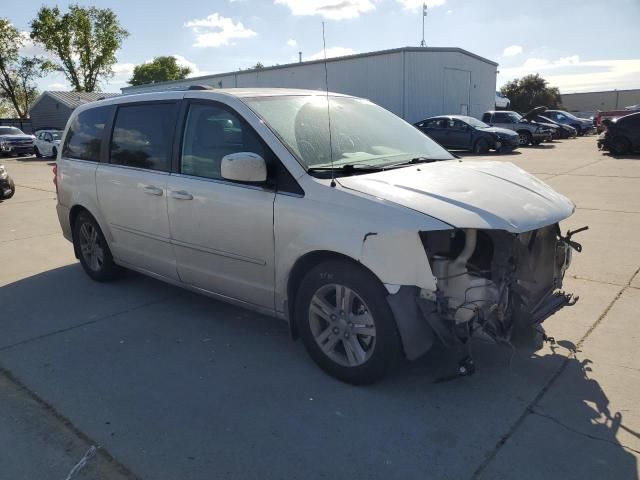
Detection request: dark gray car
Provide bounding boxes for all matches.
[414,115,520,153]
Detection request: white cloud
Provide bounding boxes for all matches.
[287,38,297,47]
[172,54,210,77]
[109,63,136,85]
[396,0,447,11]
[308,46,357,60]
[184,13,257,47]
[274,0,375,20]
[502,45,523,57]
[446,9,452,14]
[499,56,640,93]
[46,82,67,91]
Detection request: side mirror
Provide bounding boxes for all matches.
[221,152,267,183]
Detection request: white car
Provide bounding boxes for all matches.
[55,88,583,384]
[34,129,62,158]
[495,91,510,109]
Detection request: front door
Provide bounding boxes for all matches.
[167,100,276,309]
[447,119,473,148]
[96,101,179,280]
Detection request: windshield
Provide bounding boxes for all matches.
[244,95,453,169]
[508,112,523,122]
[461,116,490,128]
[0,127,24,135]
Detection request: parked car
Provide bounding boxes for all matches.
[495,91,510,109]
[543,110,594,136]
[481,110,553,146]
[531,115,577,139]
[0,164,16,199]
[597,112,640,154]
[55,88,581,384]
[414,115,519,153]
[34,130,63,158]
[0,126,35,157]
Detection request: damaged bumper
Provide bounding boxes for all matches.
[386,224,584,360]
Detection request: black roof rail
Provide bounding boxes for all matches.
[187,85,214,91]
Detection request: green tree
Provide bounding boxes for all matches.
[30,5,129,92]
[128,56,191,86]
[500,74,562,113]
[252,62,265,69]
[0,18,45,119]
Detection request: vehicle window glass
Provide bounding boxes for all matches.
[45,133,52,141]
[51,132,61,140]
[493,113,508,123]
[180,103,265,180]
[451,120,467,130]
[62,106,110,161]
[481,113,491,123]
[110,103,176,171]
[422,119,443,128]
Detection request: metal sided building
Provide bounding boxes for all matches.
[121,47,498,123]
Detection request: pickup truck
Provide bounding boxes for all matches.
[0,126,35,157]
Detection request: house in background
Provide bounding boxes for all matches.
[29,91,120,131]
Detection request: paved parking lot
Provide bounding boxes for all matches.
[1,137,639,479]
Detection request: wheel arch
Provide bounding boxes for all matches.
[286,250,385,339]
[69,205,111,259]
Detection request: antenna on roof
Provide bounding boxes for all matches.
[322,21,336,188]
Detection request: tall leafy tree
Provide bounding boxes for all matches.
[30,5,129,92]
[129,56,191,86]
[0,18,45,119]
[500,74,562,113]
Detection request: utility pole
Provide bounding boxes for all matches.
[420,3,427,47]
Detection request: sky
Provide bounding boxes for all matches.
[12,0,640,94]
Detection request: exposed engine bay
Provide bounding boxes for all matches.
[415,224,586,350]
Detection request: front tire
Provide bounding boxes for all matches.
[34,146,42,158]
[573,125,583,136]
[73,211,120,282]
[473,138,490,154]
[51,147,58,159]
[518,131,532,146]
[295,260,401,385]
[610,136,631,155]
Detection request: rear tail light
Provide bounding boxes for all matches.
[53,164,58,194]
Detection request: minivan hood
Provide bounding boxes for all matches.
[337,160,574,233]
[523,106,547,121]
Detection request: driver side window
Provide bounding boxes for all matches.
[181,103,266,180]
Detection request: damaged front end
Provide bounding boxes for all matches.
[389,224,586,360]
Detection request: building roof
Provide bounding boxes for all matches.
[30,91,120,112]
[122,46,498,93]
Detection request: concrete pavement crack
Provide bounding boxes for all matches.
[470,266,640,479]
[529,408,640,455]
[0,293,182,353]
[0,365,141,479]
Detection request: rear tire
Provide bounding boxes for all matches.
[611,136,631,155]
[73,211,120,282]
[295,260,401,385]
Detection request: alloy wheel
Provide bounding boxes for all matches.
[79,222,105,272]
[308,284,376,367]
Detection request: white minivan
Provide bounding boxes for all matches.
[55,88,582,384]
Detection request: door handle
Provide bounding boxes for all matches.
[170,190,193,200]
[142,185,163,196]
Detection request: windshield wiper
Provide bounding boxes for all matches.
[307,163,385,173]
[388,156,444,167]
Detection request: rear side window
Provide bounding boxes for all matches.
[493,113,509,123]
[62,106,110,161]
[110,103,177,171]
[481,113,491,123]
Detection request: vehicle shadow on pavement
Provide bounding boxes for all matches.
[0,265,637,480]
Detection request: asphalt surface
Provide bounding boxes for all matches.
[0,138,639,479]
